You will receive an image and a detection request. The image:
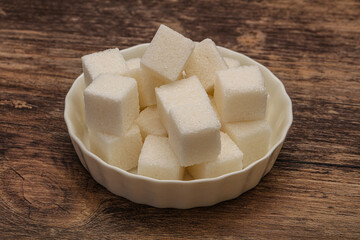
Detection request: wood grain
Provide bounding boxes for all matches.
[0,0,359,239]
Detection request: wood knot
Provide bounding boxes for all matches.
[1,165,101,227]
[22,174,66,210]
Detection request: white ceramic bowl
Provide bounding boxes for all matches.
[64,43,293,209]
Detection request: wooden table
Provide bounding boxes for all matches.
[1,0,359,239]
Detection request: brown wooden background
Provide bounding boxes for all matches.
[1,0,359,239]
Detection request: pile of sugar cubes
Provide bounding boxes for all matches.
[81,24,271,180]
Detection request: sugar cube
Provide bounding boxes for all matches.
[136,106,167,140]
[82,48,128,86]
[209,96,222,124]
[168,103,221,167]
[155,76,210,131]
[126,57,141,70]
[185,39,228,93]
[141,24,194,83]
[188,132,243,179]
[84,73,139,136]
[224,57,240,68]
[214,65,268,122]
[138,135,184,180]
[89,124,143,171]
[223,119,271,167]
[124,58,164,108]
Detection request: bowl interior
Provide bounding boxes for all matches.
[65,43,292,181]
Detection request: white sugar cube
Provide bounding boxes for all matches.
[141,24,194,83]
[209,96,222,124]
[168,103,221,167]
[212,95,271,167]
[126,57,141,70]
[82,48,128,86]
[156,77,221,166]
[184,39,228,93]
[223,119,271,167]
[214,65,268,122]
[138,135,184,180]
[224,57,240,68]
[124,58,164,108]
[125,58,164,108]
[84,73,139,136]
[155,76,209,131]
[89,124,143,171]
[136,106,167,140]
[188,132,243,179]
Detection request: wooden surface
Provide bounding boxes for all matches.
[1,0,359,239]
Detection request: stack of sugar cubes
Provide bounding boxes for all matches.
[81,24,271,180]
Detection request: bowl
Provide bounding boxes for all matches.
[64,43,293,209]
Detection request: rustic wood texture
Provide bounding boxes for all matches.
[0,0,359,239]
